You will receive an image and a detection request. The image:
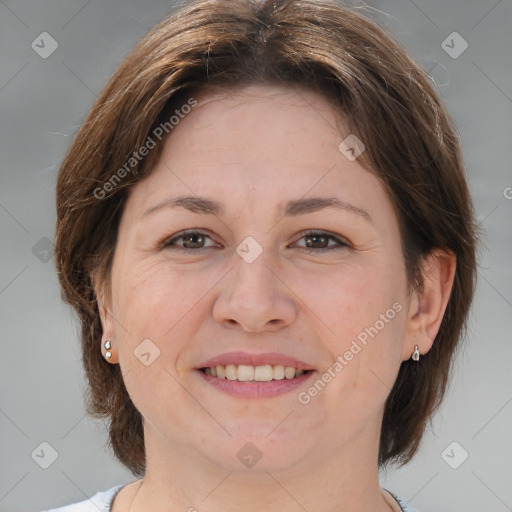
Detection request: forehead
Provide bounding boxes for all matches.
[123,82,392,226]
[188,82,347,142]
[193,82,340,113]
[140,84,357,187]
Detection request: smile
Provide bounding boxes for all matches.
[196,366,316,399]
[195,351,316,398]
[200,364,311,381]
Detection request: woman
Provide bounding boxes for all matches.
[49,0,478,510]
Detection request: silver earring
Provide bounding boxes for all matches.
[411,345,420,362]
[104,340,112,360]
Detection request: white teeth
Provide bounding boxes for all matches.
[204,364,308,381]
[254,365,273,381]
[237,364,255,381]
[273,364,285,380]
[284,366,296,379]
[225,364,237,381]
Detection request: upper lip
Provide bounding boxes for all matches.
[197,351,315,371]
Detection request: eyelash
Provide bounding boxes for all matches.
[161,229,350,253]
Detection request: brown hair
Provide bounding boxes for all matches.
[55,0,479,476]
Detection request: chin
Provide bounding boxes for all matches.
[202,428,312,476]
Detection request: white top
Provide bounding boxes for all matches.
[42,484,123,512]
[42,484,420,512]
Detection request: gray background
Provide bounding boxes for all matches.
[1,1,511,511]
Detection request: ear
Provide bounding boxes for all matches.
[402,248,456,361]
[91,269,119,364]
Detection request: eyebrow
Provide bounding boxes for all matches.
[140,195,372,222]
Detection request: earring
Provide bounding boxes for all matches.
[104,339,112,360]
[411,345,420,362]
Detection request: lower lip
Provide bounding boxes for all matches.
[196,370,316,398]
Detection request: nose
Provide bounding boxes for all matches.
[212,247,297,333]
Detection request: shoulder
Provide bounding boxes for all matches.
[394,496,423,511]
[41,484,124,512]
[385,489,423,512]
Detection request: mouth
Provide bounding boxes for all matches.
[198,364,314,381]
[195,351,316,398]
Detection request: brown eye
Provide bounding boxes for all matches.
[163,230,216,251]
[293,230,349,252]
[162,229,349,253]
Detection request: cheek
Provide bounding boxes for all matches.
[111,261,207,367]
[111,263,205,417]
[293,255,403,341]
[291,257,406,398]
[116,260,194,322]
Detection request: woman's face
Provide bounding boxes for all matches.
[99,83,418,475]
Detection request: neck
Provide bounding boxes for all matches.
[131,414,394,512]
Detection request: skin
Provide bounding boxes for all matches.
[94,83,456,512]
